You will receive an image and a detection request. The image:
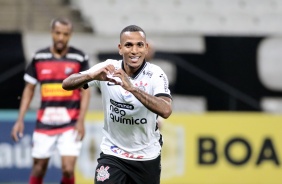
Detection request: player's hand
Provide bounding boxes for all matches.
[11,121,24,142]
[74,120,85,141]
[112,69,133,90]
[90,64,116,81]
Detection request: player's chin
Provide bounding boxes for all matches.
[55,43,66,51]
[131,59,144,66]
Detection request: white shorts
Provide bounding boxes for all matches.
[32,129,82,158]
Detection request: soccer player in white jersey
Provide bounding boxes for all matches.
[62,25,172,184]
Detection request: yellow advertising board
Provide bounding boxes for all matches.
[76,112,282,184]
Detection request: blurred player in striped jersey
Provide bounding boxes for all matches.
[11,18,90,184]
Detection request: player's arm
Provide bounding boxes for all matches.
[74,88,90,141]
[130,89,172,119]
[62,73,92,90]
[11,83,36,142]
[113,69,172,119]
[62,64,116,90]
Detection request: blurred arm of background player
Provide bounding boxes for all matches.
[75,87,90,140]
[11,83,35,141]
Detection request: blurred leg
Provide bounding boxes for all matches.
[29,158,49,184]
[61,156,77,184]
[30,132,56,184]
[57,130,82,184]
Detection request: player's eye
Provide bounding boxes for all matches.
[125,43,132,47]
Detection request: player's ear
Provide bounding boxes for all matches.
[145,43,149,55]
[118,44,122,55]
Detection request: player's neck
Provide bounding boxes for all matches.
[124,65,137,77]
[123,60,145,78]
[50,47,68,59]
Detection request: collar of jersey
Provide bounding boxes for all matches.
[121,60,147,80]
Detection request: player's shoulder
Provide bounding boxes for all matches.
[66,46,88,62]
[68,46,86,56]
[146,62,164,74]
[33,47,52,60]
[35,47,49,53]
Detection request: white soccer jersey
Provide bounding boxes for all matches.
[81,59,172,161]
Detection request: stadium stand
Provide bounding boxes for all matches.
[1,0,282,35]
[69,0,282,36]
[2,0,282,112]
[66,0,282,112]
[0,0,91,32]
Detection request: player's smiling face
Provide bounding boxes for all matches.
[51,22,72,53]
[118,31,148,73]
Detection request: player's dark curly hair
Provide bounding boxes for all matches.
[120,25,146,40]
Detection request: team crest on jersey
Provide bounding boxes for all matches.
[65,67,74,75]
[96,166,110,182]
[135,81,147,91]
[122,81,147,99]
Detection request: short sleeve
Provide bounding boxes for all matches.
[152,66,172,99]
[80,54,90,71]
[23,57,38,84]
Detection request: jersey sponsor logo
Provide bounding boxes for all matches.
[159,74,169,92]
[109,104,147,125]
[110,145,144,159]
[110,99,134,110]
[40,107,71,125]
[96,166,110,182]
[41,83,73,97]
[41,69,52,74]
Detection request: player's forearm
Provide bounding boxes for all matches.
[77,89,90,123]
[62,73,92,90]
[130,87,172,119]
[17,85,34,122]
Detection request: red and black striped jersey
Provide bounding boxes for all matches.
[24,47,89,135]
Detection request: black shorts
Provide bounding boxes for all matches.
[94,152,161,184]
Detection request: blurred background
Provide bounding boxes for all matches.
[1,0,282,183]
